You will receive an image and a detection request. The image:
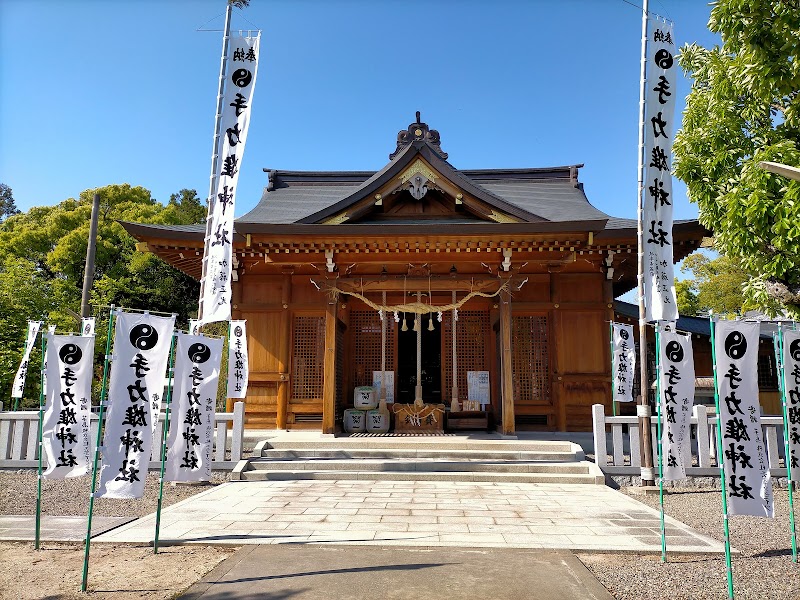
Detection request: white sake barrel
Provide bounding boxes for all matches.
[353,386,377,410]
[344,409,366,433]
[366,409,390,433]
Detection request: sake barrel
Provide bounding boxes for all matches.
[343,409,366,433]
[353,386,377,410]
[366,409,390,433]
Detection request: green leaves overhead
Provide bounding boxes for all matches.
[673,0,800,316]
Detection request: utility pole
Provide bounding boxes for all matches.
[80,193,101,318]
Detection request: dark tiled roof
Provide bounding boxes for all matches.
[614,300,712,337]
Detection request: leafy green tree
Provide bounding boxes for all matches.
[673,0,800,316]
[0,184,19,221]
[676,252,760,318]
[675,279,700,317]
[0,184,202,405]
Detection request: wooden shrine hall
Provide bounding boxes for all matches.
[123,115,706,434]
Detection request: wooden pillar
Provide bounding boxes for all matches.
[500,291,515,435]
[322,300,337,434]
[276,275,291,429]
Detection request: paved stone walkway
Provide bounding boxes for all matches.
[0,515,133,541]
[95,480,724,553]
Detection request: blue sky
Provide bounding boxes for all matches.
[0,0,720,225]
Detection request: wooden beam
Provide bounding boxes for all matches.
[499,292,515,435]
[277,275,292,430]
[322,300,337,434]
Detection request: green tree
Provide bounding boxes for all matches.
[675,279,700,317]
[0,184,202,405]
[0,183,20,221]
[677,252,758,318]
[673,0,800,316]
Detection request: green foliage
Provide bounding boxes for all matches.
[675,279,700,317]
[0,184,203,405]
[0,183,20,221]
[676,252,761,318]
[673,0,800,316]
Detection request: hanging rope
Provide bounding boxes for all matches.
[313,280,513,314]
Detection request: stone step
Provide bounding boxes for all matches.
[261,449,580,462]
[261,438,578,454]
[249,459,591,474]
[237,469,604,484]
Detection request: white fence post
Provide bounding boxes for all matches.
[592,404,607,467]
[694,405,711,468]
[231,401,245,462]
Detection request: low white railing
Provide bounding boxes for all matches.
[0,401,245,470]
[592,403,786,477]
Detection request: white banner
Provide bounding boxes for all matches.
[11,321,41,398]
[81,317,96,337]
[715,320,773,517]
[659,327,695,480]
[226,320,249,398]
[165,333,222,482]
[42,335,94,478]
[782,329,800,481]
[612,323,636,403]
[643,18,678,321]
[97,311,175,499]
[199,35,260,324]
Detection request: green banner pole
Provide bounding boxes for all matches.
[655,322,666,562]
[81,306,116,593]
[154,330,177,554]
[710,313,735,599]
[610,321,617,417]
[34,329,47,550]
[776,323,798,563]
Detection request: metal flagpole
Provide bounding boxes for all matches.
[710,313,735,599]
[153,331,177,554]
[776,323,798,562]
[81,306,116,593]
[654,322,666,562]
[197,1,234,322]
[610,321,617,417]
[636,0,655,487]
[34,330,47,550]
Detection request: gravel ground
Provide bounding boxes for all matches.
[0,470,229,517]
[579,485,800,599]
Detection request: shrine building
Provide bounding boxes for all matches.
[122,115,706,434]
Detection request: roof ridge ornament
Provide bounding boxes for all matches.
[390,111,448,160]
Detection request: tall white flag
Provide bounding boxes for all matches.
[199,35,260,324]
[715,320,773,517]
[643,17,678,321]
[226,320,249,398]
[612,323,636,403]
[165,333,222,482]
[97,311,175,499]
[42,334,94,478]
[11,321,41,399]
[782,329,800,481]
[658,327,695,480]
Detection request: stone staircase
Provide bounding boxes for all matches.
[232,436,605,484]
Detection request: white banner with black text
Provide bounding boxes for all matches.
[165,333,222,482]
[226,320,249,398]
[612,323,637,403]
[715,320,773,517]
[659,327,695,480]
[11,321,41,398]
[42,335,94,478]
[97,311,175,499]
[643,17,678,321]
[782,329,800,481]
[199,35,260,324]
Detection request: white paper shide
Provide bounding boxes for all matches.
[643,17,678,321]
[81,317,96,337]
[612,323,636,403]
[11,321,41,398]
[226,320,248,398]
[42,335,95,478]
[782,329,800,481]
[659,327,695,480]
[199,35,260,324]
[715,320,773,517]
[97,311,176,499]
[165,333,222,482]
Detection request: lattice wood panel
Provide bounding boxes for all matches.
[291,316,325,400]
[442,311,490,403]
[511,315,550,405]
[349,311,396,391]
